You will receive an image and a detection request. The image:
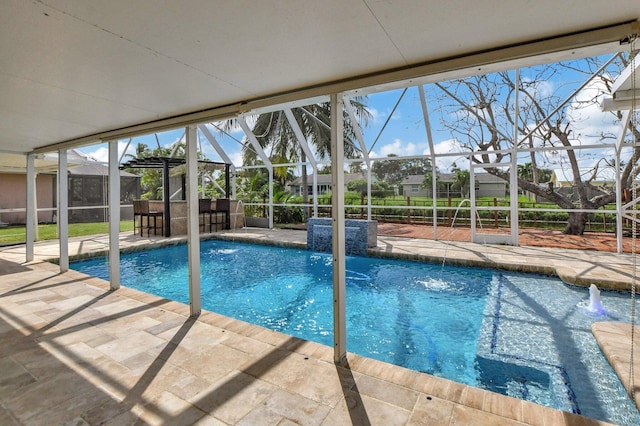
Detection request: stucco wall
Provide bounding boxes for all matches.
[0,173,55,224]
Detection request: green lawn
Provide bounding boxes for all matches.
[0,221,134,245]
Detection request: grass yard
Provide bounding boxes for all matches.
[0,221,134,245]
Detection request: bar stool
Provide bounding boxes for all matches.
[133,200,163,236]
[211,198,230,231]
[199,199,214,232]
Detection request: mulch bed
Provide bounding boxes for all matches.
[376,222,637,253]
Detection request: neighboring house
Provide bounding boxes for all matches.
[549,168,616,188]
[401,173,507,198]
[549,168,616,202]
[288,173,372,196]
[67,163,141,223]
[0,155,140,225]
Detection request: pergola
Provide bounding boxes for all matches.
[120,156,231,237]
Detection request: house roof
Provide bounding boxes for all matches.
[290,173,370,186]
[68,163,138,178]
[1,2,637,156]
[402,173,506,185]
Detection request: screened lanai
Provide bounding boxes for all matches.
[2,2,640,423]
[16,34,640,362]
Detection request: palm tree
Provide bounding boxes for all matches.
[242,99,371,218]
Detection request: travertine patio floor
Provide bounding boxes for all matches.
[1,228,638,425]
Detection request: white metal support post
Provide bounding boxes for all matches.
[331,93,347,365]
[238,117,274,228]
[198,124,238,197]
[615,111,631,254]
[419,85,438,240]
[26,153,35,262]
[108,141,121,290]
[510,69,520,246]
[345,99,371,219]
[58,149,69,272]
[284,108,318,218]
[186,126,202,317]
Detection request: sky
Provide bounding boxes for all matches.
[79,53,632,176]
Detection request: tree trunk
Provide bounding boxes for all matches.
[563,211,590,235]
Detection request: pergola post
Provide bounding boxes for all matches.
[26,153,35,262]
[58,149,69,272]
[108,141,121,290]
[186,125,201,317]
[331,93,347,365]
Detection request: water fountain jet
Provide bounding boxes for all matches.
[587,284,606,315]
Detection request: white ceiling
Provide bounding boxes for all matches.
[1,0,639,154]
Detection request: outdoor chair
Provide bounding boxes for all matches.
[133,200,163,237]
[211,198,230,231]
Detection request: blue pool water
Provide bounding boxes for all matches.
[71,239,640,425]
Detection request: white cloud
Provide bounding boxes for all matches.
[566,78,619,146]
[367,108,382,125]
[78,141,136,164]
[432,139,468,172]
[229,151,243,167]
[370,138,426,158]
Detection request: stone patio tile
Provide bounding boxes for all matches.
[322,390,411,426]
[0,355,36,393]
[190,414,228,425]
[146,316,186,336]
[238,389,331,426]
[450,404,522,425]
[77,394,133,425]
[406,394,455,425]
[521,400,546,426]
[134,391,207,426]
[219,330,273,355]
[169,343,252,383]
[483,389,505,416]
[0,408,18,426]
[190,371,277,424]
[446,382,466,404]
[94,330,166,362]
[18,390,117,426]
[460,385,485,410]
[242,349,344,407]
[501,394,524,422]
[118,350,158,372]
[167,369,214,401]
[3,370,102,423]
[95,314,161,337]
[41,323,111,347]
[350,372,419,411]
[93,296,148,316]
[48,294,102,312]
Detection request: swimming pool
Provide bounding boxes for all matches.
[71,239,640,425]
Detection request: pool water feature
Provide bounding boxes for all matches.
[71,239,640,425]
